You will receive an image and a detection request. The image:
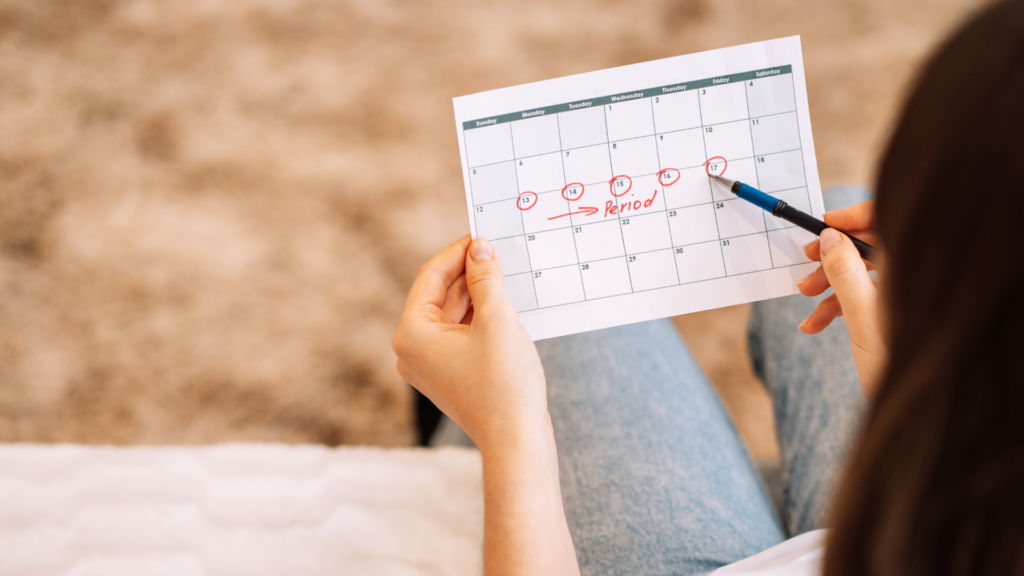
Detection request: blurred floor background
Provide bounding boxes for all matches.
[0,0,974,452]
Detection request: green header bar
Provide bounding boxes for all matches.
[463,65,792,131]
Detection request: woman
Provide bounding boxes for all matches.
[391,2,1024,574]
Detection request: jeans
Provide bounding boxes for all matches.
[537,187,869,575]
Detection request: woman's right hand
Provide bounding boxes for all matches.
[797,201,887,401]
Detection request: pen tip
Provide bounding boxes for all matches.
[708,174,737,189]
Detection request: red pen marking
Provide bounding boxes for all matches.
[517,191,538,211]
[704,156,727,176]
[656,167,681,186]
[548,206,599,220]
[605,189,659,217]
[561,182,585,202]
[609,174,632,197]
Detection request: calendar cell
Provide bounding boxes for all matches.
[698,82,749,126]
[750,112,801,156]
[755,149,806,193]
[475,198,524,240]
[521,190,570,234]
[668,203,720,246]
[534,265,586,308]
[721,234,773,275]
[711,157,759,202]
[764,187,811,231]
[675,241,726,284]
[609,136,660,178]
[628,249,678,291]
[767,227,814,267]
[656,127,706,170]
[470,161,519,204]
[580,257,632,300]
[573,179,620,226]
[715,198,766,238]
[745,75,796,119]
[465,123,514,167]
[516,152,565,194]
[702,120,754,162]
[605,99,655,142]
[652,90,702,133]
[505,272,538,312]
[621,212,673,254]
[558,107,609,150]
[614,174,665,218]
[526,227,579,270]
[573,220,626,262]
[665,165,714,209]
[562,182,585,202]
[563,144,613,186]
[511,115,562,158]
[491,235,532,276]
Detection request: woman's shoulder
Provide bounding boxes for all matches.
[712,529,827,576]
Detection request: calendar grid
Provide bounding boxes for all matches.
[523,231,774,272]
[602,103,635,293]
[504,128,541,309]
[466,112,803,171]
[474,183,810,243]
[464,65,811,312]
[650,96,683,285]
[743,79,774,269]
[694,84,729,275]
[554,114,589,300]
[514,258,812,309]
[469,156,803,208]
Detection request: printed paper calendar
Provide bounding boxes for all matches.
[453,37,823,340]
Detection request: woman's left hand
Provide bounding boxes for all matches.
[392,235,579,576]
[391,234,547,452]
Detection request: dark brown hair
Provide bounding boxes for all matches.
[824,2,1024,574]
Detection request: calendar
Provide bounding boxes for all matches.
[453,37,824,340]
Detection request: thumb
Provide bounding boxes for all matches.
[819,228,877,335]
[465,238,511,310]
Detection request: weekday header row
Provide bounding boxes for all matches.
[463,65,793,131]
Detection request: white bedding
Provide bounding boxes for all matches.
[0,444,484,576]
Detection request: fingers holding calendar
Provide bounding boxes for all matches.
[455,37,826,340]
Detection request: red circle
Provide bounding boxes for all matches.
[517,191,538,211]
[609,175,632,197]
[656,168,681,186]
[561,182,585,202]
[704,156,728,176]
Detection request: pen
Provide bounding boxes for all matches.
[709,175,880,264]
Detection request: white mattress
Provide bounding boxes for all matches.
[0,444,483,576]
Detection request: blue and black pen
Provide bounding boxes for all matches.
[710,175,880,264]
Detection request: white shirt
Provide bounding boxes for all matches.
[712,530,828,576]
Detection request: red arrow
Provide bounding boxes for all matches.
[548,206,599,220]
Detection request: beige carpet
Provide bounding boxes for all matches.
[0,0,974,447]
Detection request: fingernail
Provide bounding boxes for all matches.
[804,239,819,250]
[470,238,493,262]
[797,271,814,285]
[798,318,809,330]
[819,229,841,255]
